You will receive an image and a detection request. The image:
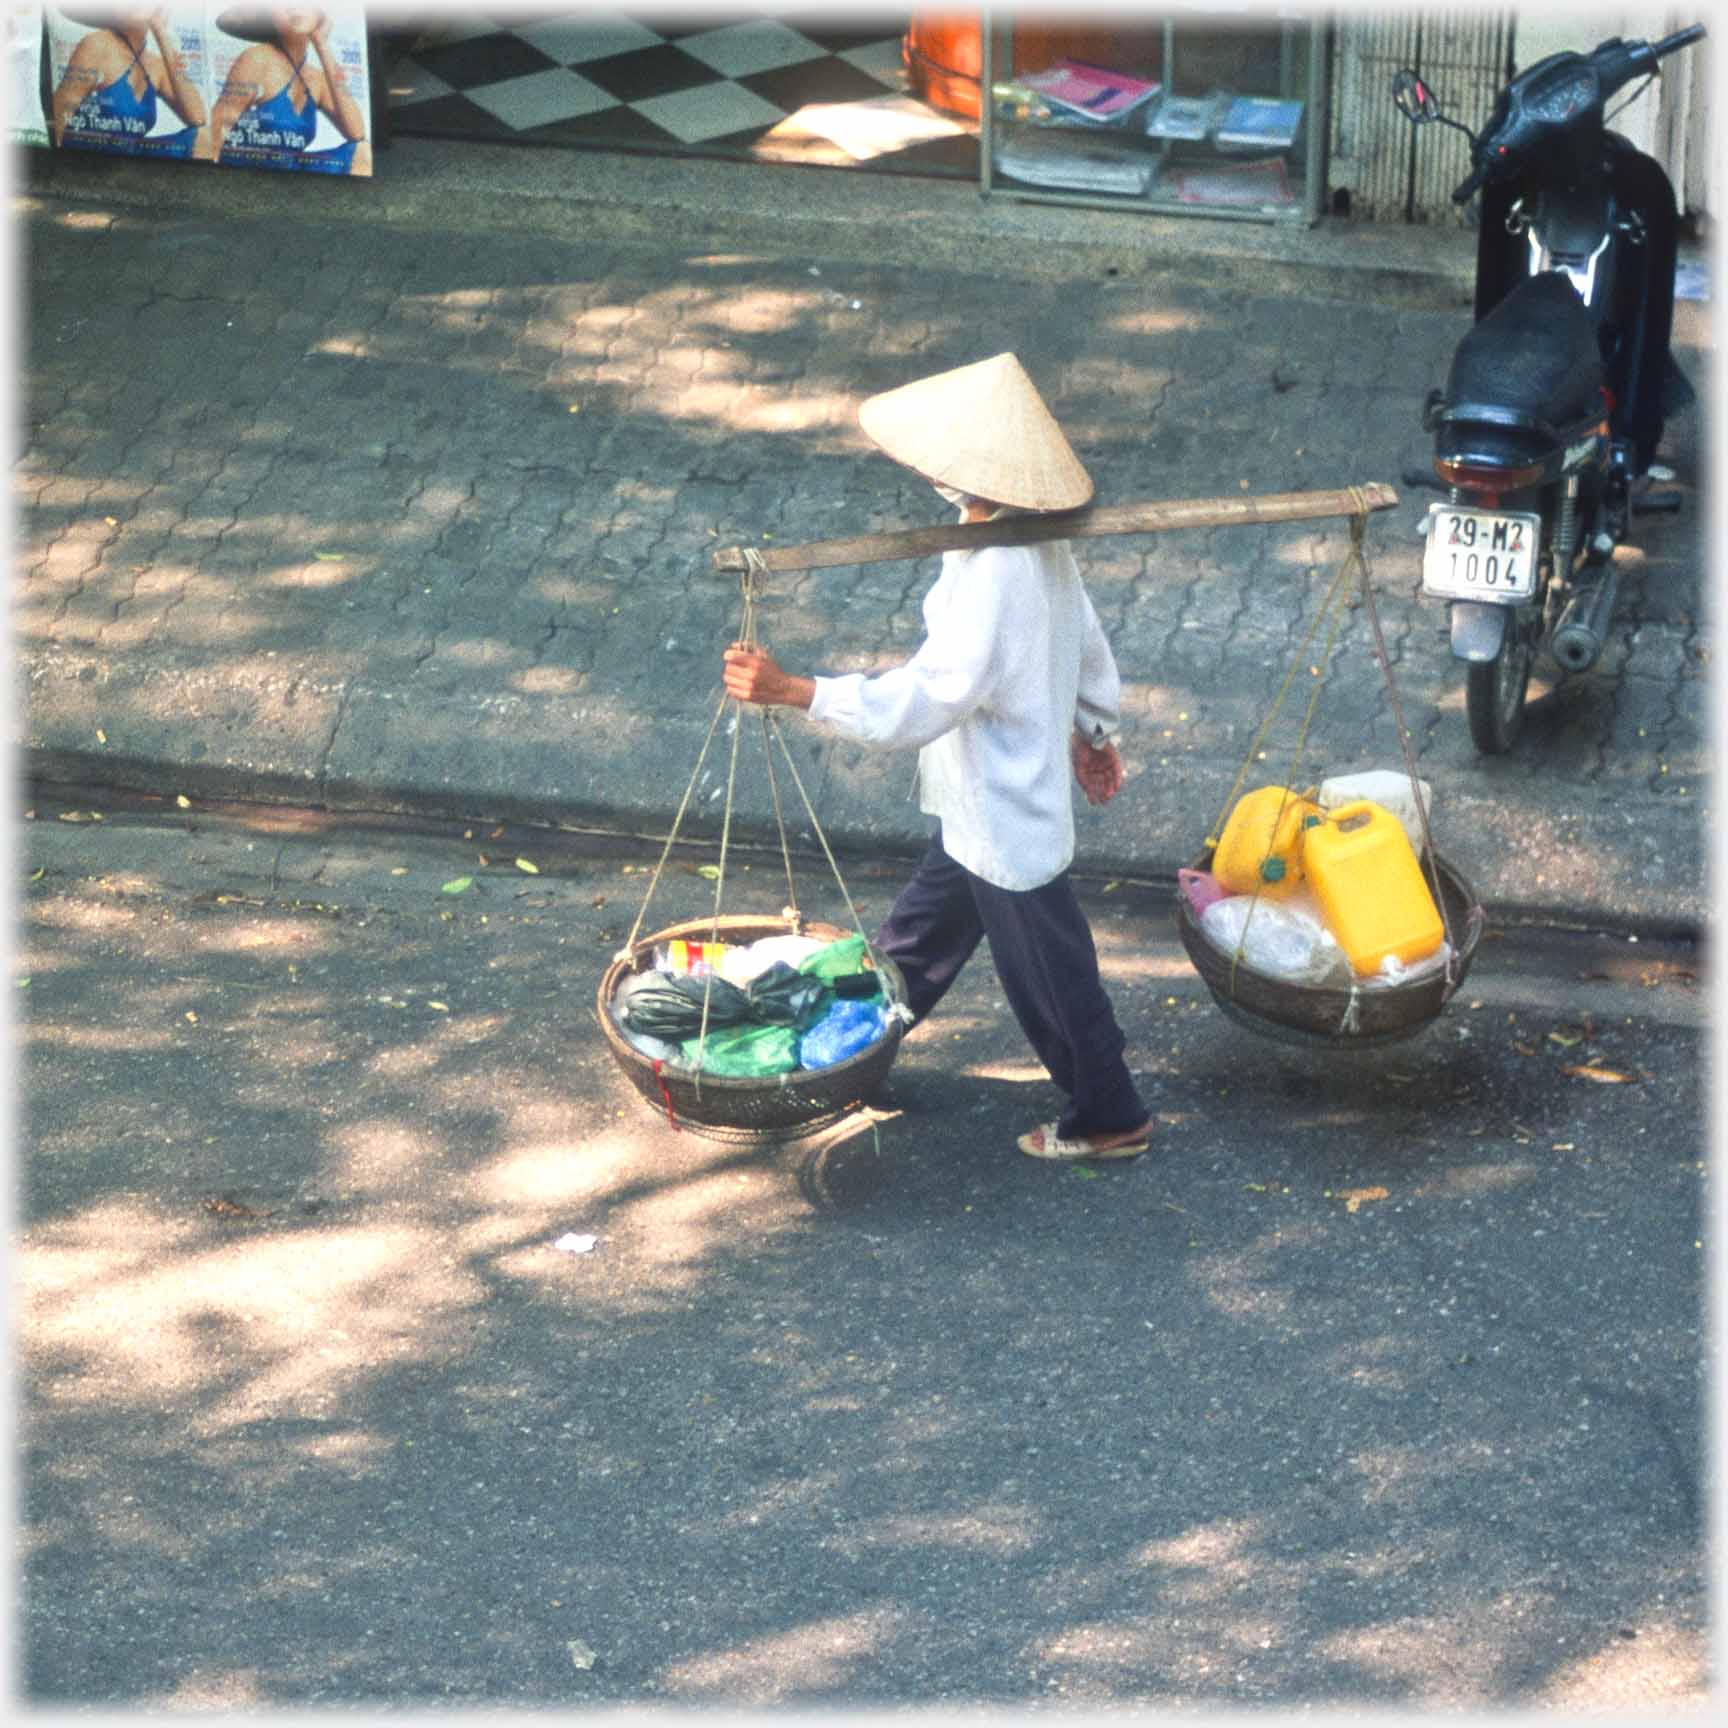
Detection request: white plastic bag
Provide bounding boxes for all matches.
[1200,891,1353,988]
[1363,940,1454,990]
[717,934,828,988]
[1319,771,1434,852]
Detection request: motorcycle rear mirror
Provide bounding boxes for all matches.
[1392,69,1441,123]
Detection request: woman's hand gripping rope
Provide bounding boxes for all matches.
[722,642,816,711]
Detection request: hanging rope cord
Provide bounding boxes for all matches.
[1207,493,1457,998]
[614,547,910,1086]
[1351,502,1459,984]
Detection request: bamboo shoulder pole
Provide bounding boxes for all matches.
[711,482,1399,574]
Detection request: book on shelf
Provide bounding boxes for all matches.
[1214,95,1305,149]
[1144,90,1229,142]
[1018,60,1162,124]
[995,127,1158,196]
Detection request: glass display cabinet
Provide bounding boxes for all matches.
[979,10,1327,224]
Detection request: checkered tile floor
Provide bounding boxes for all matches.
[382,12,980,178]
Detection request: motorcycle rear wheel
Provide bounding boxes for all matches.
[1466,633,1533,754]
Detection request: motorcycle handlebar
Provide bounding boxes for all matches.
[1653,24,1706,58]
[1450,24,1703,203]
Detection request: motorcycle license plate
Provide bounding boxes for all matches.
[1422,506,1541,601]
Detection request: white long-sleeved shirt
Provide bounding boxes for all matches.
[807,538,1121,891]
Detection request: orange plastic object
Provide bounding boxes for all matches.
[1211,785,1320,901]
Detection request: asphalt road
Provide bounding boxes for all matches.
[14,789,1709,1709]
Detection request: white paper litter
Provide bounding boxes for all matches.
[554,1233,599,1255]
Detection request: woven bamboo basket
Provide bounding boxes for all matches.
[1175,848,1485,1048]
[597,914,907,1142]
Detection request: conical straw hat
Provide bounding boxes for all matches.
[858,353,1093,511]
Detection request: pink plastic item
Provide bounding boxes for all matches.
[1179,868,1229,917]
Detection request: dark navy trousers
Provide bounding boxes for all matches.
[873,828,1148,1140]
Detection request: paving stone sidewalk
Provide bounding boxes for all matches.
[14,155,1711,933]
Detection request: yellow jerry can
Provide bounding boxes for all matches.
[1300,800,1444,977]
[1211,785,1321,901]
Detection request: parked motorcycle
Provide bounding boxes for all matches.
[1392,25,1704,753]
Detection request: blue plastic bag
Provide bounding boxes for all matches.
[798,999,889,1070]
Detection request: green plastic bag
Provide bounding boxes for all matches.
[682,1021,800,1078]
[797,934,869,982]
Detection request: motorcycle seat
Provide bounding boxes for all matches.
[1442,271,1608,435]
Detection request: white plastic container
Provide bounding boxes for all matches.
[1318,771,1434,852]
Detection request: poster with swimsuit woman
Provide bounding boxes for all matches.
[208,3,369,176]
[45,4,210,159]
[9,1,50,148]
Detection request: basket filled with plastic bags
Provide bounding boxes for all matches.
[596,913,911,1141]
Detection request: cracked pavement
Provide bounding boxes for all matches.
[14,147,1712,933]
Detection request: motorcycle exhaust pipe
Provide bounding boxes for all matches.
[1550,566,1621,672]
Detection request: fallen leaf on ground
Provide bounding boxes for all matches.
[96,729,107,744]
[1547,1031,1583,1048]
[176,794,191,809]
[1513,1040,1538,1056]
[58,811,91,823]
[566,1640,598,1670]
[428,1001,449,1012]
[313,550,347,562]
[202,1195,272,1220]
[442,877,474,895]
[1340,1185,1389,1213]
[1561,1064,1640,1084]
[697,864,721,880]
[1641,965,1699,989]
[515,858,540,874]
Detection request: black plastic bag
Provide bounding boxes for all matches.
[744,962,831,1031]
[621,970,753,1041]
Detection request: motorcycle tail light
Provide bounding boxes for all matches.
[1433,455,1547,491]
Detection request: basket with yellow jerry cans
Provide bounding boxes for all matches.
[1175,771,1484,1047]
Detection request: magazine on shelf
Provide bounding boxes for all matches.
[1167,155,1295,208]
[1144,90,1229,142]
[996,127,1158,196]
[1019,59,1162,124]
[1215,96,1305,149]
